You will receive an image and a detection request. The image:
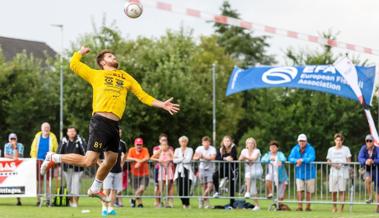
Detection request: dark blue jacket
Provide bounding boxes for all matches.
[358,145,379,172]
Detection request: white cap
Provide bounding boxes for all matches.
[8,133,17,140]
[297,133,307,142]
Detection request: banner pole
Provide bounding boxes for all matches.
[212,63,217,145]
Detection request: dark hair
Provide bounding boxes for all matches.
[220,135,233,155]
[202,136,211,142]
[159,133,168,140]
[96,50,114,69]
[67,126,77,131]
[334,133,344,141]
[269,140,280,147]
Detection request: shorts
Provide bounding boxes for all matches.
[132,175,149,190]
[154,168,159,185]
[296,179,315,193]
[199,169,214,184]
[363,171,379,192]
[63,169,83,196]
[103,172,123,192]
[248,178,258,195]
[87,114,119,153]
[329,175,347,192]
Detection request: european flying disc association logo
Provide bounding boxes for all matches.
[262,67,298,85]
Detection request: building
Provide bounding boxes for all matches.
[0,36,56,61]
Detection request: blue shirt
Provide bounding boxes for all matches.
[37,136,50,160]
[261,151,288,183]
[4,143,24,157]
[288,143,316,180]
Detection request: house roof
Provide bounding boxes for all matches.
[0,36,57,61]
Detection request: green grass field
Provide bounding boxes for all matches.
[0,197,378,218]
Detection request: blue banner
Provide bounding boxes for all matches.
[226,65,376,106]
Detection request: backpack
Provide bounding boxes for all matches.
[232,199,255,209]
[53,186,69,207]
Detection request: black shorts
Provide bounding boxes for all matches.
[87,114,120,153]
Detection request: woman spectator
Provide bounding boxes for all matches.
[261,140,288,202]
[173,136,194,208]
[151,139,175,208]
[239,137,262,211]
[213,135,238,207]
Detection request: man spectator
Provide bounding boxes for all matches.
[100,130,127,216]
[288,133,316,211]
[58,127,86,207]
[116,128,128,207]
[358,134,379,213]
[127,137,150,208]
[326,133,351,212]
[4,133,24,206]
[193,136,216,209]
[30,122,59,206]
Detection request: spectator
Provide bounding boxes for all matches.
[358,134,379,213]
[213,135,238,208]
[4,133,24,206]
[193,136,216,209]
[116,128,127,207]
[127,137,150,208]
[173,136,194,208]
[152,134,174,208]
[100,129,127,216]
[58,127,86,208]
[151,137,175,208]
[238,137,262,211]
[326,133,351,213]
[261,140,288,202]
[30,122,59,206]
[288,133,316,211]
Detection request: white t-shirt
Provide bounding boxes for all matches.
[326,145,351,178]
[240,148,261,167]
[195,145,217,170]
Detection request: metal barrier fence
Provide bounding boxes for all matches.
[39,160,379,211]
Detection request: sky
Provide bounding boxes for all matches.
[1,0,379,65]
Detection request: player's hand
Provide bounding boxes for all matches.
[162,97,180,115]
[79,46,90,56]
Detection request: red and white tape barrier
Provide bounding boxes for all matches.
[136,0,379,57]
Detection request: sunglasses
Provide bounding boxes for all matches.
[366,140,373,142]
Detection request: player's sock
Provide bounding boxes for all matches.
[51,154,62,163]
[90,179,103,193]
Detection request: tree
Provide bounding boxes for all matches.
[238,33,375,159]
[0,51,59,154]
[64,25,243,148]
[213,1,277,147]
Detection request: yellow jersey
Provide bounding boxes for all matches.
[69,52,156,119]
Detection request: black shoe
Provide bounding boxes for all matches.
[137,204,144,208]
[16,201,22,206]
[130,199,136,208]
[36,201,41,207]
[46,200,51,207]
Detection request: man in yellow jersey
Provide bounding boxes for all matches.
[40,47,180,202]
